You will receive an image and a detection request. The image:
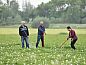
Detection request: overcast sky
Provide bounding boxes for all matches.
[2,0,51,7]
[21,0,51,7]
[1,0,51,11]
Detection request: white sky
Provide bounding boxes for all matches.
[20,0,51,7]
[1,0,51,11]
[2,0,51,7]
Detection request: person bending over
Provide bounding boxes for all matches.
[67,26,78,50]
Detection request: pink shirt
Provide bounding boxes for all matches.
[69,29,78,40]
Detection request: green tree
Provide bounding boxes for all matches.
[21,2,34,22]
[31,16,50,28]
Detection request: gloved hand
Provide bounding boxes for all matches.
[67,37,69,40]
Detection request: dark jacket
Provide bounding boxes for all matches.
[38,25,45,35]
[19,25,29,37]
[69,29,78,40]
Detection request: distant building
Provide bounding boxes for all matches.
[56,4,71,11]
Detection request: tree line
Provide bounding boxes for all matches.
[0,0,86,26]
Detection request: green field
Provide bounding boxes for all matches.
[0,28,86,65]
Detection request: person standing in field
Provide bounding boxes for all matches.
[67,26,78,50]
[19,21,29,48]
[36,21,46,48]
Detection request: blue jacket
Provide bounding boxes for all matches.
[38,25,45,35]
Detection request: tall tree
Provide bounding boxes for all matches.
[21,1,34,22]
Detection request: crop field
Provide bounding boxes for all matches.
[0,28,86,65]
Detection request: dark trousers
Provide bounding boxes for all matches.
[71,39,77,50]
[36,35,44,48]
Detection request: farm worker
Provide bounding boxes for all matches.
[19,21,29,48]
[67,26,78,50]
[36,21,46,48]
